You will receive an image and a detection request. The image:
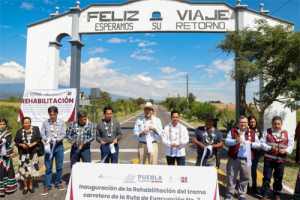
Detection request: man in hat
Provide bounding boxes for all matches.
[225,115,261,200]
[192,113,224,167]
[133,102,163,165]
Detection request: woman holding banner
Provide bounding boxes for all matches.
[0,118,17,196]
[14,117,41,195]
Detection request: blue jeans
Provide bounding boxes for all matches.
[262,159,285,198]
[70,146,91,169]
[44,144,64,189]
[166,156,185,166]
[100,144,119,163]
[251,149,259,185]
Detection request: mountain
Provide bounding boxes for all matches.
[0,83,25,99]
[0,83,162,102]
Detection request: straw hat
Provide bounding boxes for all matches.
[140,102,158,112]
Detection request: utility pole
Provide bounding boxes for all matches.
[187,75,189,119]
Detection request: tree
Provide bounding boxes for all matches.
[135,97,146,106]
[192,102,217,122]
[100,91,111,102]
[215,19,300,129]
[188,93,196,104]
[148,98,155,104]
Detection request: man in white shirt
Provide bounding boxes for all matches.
[260,116,294,200]
[133,102,163,165]
[162,110,189,165]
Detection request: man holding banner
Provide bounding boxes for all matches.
[192,113,223,167]
[133,102,163,165]
[67,111,95,169]
[96,106,122,163]
[41,106,66,196]
[225,115,260,200]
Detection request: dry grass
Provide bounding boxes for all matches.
[212,103,236,111]
[0,101,21,108]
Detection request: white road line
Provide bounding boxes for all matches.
[160,106,194,129]
[90,149,138,153]
[120,112,144,125]
[186,160,196,164]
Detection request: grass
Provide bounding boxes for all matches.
[0,101,21,108]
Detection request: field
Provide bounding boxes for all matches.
[0,101,21,108]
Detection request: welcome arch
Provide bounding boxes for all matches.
[24,0,296,133]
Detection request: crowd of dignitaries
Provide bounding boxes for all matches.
[0,102,300,200]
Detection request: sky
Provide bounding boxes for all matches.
[0,0,299,103]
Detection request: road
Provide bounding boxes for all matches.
[6,106,293,200]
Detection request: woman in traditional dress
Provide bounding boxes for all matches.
[14,117,41,195]
[0,118,17,196]
[248,116,262,194]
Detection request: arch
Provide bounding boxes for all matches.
[56,33,71,44]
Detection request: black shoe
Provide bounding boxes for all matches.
[29,188,35,193]
[23,189,28,195]
[247,183,250,193]
[252,184,258,194]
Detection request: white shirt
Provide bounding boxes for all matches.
[133,116,163,142]
[162,123,189,157]
[260,128,294,155]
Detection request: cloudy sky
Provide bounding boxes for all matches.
[0,0,299,103]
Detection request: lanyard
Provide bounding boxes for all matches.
[104,118,113,137]
[50,119,59,138]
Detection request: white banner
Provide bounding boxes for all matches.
[79,0,236,34]
[18,89,77,122]
[66,163,220,200]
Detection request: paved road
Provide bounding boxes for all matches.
[6,106,293,200]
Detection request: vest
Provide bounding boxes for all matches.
[264,128,288,163]
[228,127,255,160]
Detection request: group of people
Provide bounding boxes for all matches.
[0,102,298,200]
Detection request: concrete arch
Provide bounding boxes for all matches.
[56,33,71,44]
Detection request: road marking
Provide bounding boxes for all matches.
[120,112,144,125]
[256,169,273,186]
[90,149,138,153]
[132,158,149,164]
[132,158,139,164]
[39,160,56,176]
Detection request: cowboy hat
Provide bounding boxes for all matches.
[205,113,219,121]
[140,102,158,112]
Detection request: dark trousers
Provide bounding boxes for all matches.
[296,141,300,163]
[262,159,285,198]
[100,144,119,163]
[251,149,259,185]
[70,146,91,169]
[166,156,185,166]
